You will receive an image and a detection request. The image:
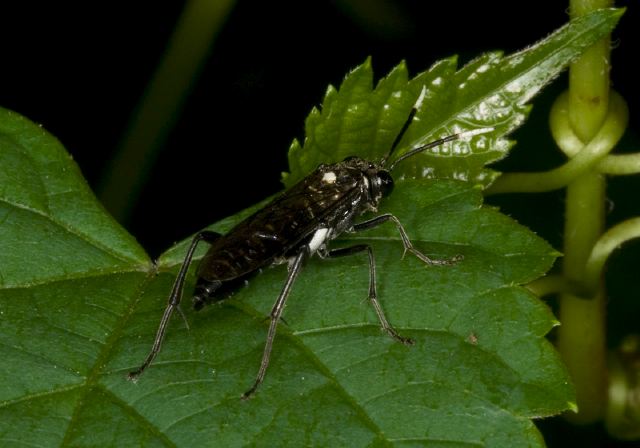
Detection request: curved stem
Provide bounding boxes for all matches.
[583,217,640,294]
[486,91,627,194]
[550,90,628,158]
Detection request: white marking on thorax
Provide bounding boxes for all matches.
[308,227,330,253]
[322,171,337,184]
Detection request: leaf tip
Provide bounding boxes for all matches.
[611,6,626,19]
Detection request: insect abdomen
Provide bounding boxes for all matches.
[193,270,259,310]
[192,231,283,309]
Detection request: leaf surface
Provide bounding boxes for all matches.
[284,8,623,188]
[0,8,623,447]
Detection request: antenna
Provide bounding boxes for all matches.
[380,86,494,171]
[381,86,427,166]
[387,128,494,171]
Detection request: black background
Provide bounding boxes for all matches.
[2,1,637,255]
[1,2,638,446]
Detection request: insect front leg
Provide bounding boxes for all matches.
[328,245,414,345]
[242,248,309,400]
[353,213,462,266]
[128,230,221,381]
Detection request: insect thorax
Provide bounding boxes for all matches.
[300,157,394,244]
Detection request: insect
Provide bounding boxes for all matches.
[128,87,491,399]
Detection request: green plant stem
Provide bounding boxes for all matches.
[526,275,581,298]
[98,0,235,222]
[557,0,613,424]
[551,91,627,159]
[569,1,612,141]
[558,172,607,423]
[598,153,640,174]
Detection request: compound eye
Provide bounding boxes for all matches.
[377,170,394,197]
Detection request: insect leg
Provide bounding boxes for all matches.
[353,213,462,266]
[128,230,221,381]
[328,245,414,345]
[242,248,309,399]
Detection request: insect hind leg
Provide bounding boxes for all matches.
[353,213,462,266]
[128,230,220,381]
[328,244,414,345]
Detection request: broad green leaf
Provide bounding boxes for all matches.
[0,110,149,287]
[0,9,622,448]
[0,117,564,447]
[284,8,624,188]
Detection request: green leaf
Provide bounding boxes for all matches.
[0,8,623,448]
[0,110,149,287]
[284,7,624,188]
[0,116,564,448]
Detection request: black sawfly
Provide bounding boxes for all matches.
[128,87,492,399]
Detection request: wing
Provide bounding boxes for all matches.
[197,162,366,281]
